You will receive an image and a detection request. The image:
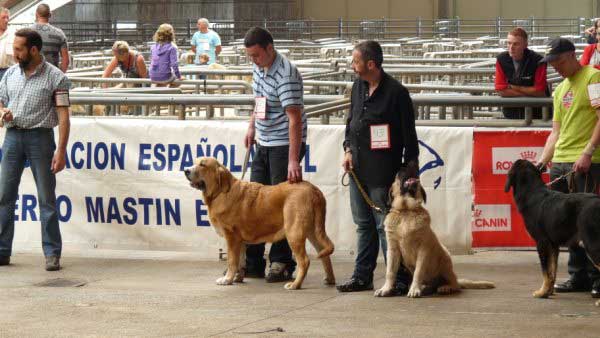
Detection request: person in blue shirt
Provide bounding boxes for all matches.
[190,18,221,65]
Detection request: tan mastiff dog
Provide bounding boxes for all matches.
[375,162,494,298]
[184,157,335,290]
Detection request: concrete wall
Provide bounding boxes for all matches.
[299,0,600,20]
[300,0,436,20]
[452,0,596,18]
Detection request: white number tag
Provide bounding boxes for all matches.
[54,90,70,107]
[255,97,267,119]
[588,83,600,108]
[370,124,390,149]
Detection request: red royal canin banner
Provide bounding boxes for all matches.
[472,129,550,248]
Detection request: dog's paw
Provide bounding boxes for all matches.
[284,282,300,290]
[407,287,422,298]
[374,287,394,297]
[323,277,336,286]
[233,272,244,283]
[437,285,456,295]
[532,288,550,298]
[216,276,234,285]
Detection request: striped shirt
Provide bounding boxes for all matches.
[252,52,306,146]
[31,23,68,67]
[0,59,70,129]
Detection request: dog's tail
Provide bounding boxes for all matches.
[458,279,495,289]
[313,188,334,258]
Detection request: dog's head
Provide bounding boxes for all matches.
[389,161,426,210]
[184,157,232,199]
[504,159,544,194]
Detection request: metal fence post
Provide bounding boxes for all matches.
[496,16,501,39]
[579,17,586,36]
[187,18,192,40]
[455,16,460,38]
[338,17,342,39]
[417,17,422,38]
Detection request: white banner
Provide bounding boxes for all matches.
[1,119,473,258]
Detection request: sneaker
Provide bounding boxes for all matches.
[0,256,9,266]
[592,280,600,298]
[45,256,60,271]
[265,262,293,283]
[554,278,591,293]
[336,277,373,292]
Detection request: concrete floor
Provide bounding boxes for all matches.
[0,250,598,338]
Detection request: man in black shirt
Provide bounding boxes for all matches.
[336,40,419,294]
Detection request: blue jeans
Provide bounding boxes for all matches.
[349,179,411,286]
[0,128,62,257]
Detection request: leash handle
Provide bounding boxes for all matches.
[240,142,253,181]
[546,170,598,194]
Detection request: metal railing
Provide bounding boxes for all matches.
[44,17,597,51]
[69,93,553,127]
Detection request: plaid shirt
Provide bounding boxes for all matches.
[0,60,70,129]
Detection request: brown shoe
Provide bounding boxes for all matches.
[0,256,9,266]
[45,256,60,271]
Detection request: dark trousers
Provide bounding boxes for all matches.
[550,162,600,283]
[245,143,306,274]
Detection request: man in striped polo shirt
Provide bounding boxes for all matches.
[242,27,307,283]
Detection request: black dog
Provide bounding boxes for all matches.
[505,159,600,305]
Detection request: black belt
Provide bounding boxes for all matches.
[9,126,49,131]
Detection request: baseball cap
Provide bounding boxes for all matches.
[539,38,575,63]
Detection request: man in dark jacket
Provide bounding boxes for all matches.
[336,40,419,294]
[495,27,549,119]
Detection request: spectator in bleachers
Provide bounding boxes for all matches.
[584,19,600,44]
[0,7,15,80]
[199,53,210,65]
[191,18,221,65]
[30,4,69,73]
[102,40,147,86]
[495,27,549,119]
[580,31,600,69]
[150,24,181,87]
